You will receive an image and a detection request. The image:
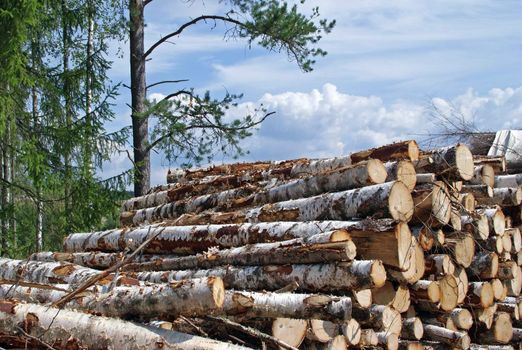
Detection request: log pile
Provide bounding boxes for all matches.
[1,139,521,350]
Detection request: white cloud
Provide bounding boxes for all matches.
[101,83,522,186]
[224,84,522,163]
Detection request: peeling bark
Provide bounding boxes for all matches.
[0,300,250,350]
[123,240,357,271]
[132,261,387,292]
[222,291,351,322]
[64,220,398,254]
[0,276,224,319]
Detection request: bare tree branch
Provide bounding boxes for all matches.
[144,15,244,58]
[146,79,189,90]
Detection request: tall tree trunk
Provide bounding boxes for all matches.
[130,0,150,196]
[8,121,15,251]
[1,112,11,255]
[84,0,94,178]
[0,134,6,255]
[31,39,43,252]
[62,0,73,232]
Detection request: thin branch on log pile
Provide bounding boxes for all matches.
[206,316,299,350]
[52,227,165,307]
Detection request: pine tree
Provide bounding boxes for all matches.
[129,0,336,196]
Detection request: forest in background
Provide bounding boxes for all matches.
[0,0,334,257]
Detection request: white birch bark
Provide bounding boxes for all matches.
[0,300,250,350]
[0,276,224,319]
[495,174,522,188]
[124,240,356,271]
[133,260,387,292]
[64,220,396,254]
[221,290,351,321]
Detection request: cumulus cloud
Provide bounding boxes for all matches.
[102,84,522,186]
[225,84,522,163]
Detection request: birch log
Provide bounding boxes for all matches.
[409,280,440,303]
[455,267,470,304]
[0,277,225,319]
[411,226,435,251]
[495,174,522,188]
[478,187,522,207]
[439,274,460,311]
[467,251,499,280]
[385,160,417,191]
[420,144,474,181]
[346,221,412,270]
[64,221,378,254]
[376,332,399,350]
[475,312,513,344]
[438,233,475,268]
[231,159,388,210]
[423,325,471,350]
[307,320,339,343]
[0,258,98,286]
[479,207,506,235]
[221,291,352,322]
[462,213,490,240]
[0,300,250,350]
[372,281,411,313]
[272,318,308,348]
[351,304,402,335]
[433,308,473,330]
[461,193,476,212]
[121,181,414,226]
[359,329,378,346]
[465,282,494,308]
[123,240,357,272]
[140,159,390,215]
[469,165,495,188]
[401,317,424,340]
[245,181,414,223]
[133,261,387,292]
[341,318,361,346]
[424,254,455,277]
[461,185,493,199]
[474,155,507,173]
[29,251,125,269]
[411,181,451,226]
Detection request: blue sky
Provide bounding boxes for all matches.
[104,0,522,185]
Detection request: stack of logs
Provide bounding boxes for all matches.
[1,140,521,350]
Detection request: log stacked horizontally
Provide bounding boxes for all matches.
[1,139,521,350]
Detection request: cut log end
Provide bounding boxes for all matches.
[492,312,514,344]
[209,276,225,308]
[329,229,351,242]
[368,159,389,184]
[396,160,417,191]
[408,141,420,162]
[352,289,372,308]
[451,308,473,330]
[308,320,339,343]
[456,144,474,181]
[370,260,387,288]
[377,331,399,350]
[439,274,459,311]
[389,181,415,222]
[341,318,361,346]
[272,318,308,348]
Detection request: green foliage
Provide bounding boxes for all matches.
[0,0,130,257]
[148,90,269,167]
[230,0,336,72]
[145,0,334,168]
